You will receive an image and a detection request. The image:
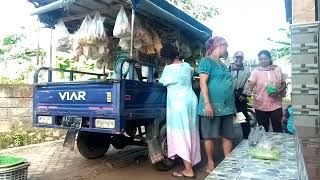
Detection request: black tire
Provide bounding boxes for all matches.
[152,125,176,171]
[111,135,133,149]
[248,109,257,127]
[77,131,111,159]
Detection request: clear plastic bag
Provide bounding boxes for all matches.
[95,48,110,69]
[119,37,130,50]
[77,15,92,45]
[248,126,265,147]
[249,141,280,160]
[150,29,162,53]
[134,39,143,49]
[88,45,106,60]
[88,11,107,45]
[113,5,130,38]
[141,30,153,45]
[55,19,72,52]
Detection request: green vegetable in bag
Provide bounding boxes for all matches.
[266,85,277,94]
[249,146,280,160]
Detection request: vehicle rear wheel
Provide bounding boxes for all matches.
[77,131,111,159]
[152,125,176,171]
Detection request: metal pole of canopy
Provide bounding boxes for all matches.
[48,29,53,82]
[130,8,135,58]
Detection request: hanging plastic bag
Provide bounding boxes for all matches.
[77,15,92,45]
[113,5,130,38]
[132,17,146,38]
[248,126,265,147]
[95,48,110,69]
[55,19,72,52]
[88,45,106,60]
[150,29,162,54]
[88,11,107,45]
[265,70,278,95]
[233,112,247,124]
[141,29,153,46]
[119,37,131,50]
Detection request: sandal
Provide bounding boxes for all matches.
[204,162,215,174]
[172,171,184,178]
[172,171,196,179]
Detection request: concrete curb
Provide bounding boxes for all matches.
[0,140,64,154]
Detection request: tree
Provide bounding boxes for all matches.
[167,0,219,22]
[0,33,47,84]
[0,34,46,62]
[267,28,291,60]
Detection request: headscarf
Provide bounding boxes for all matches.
[205,36,228,56]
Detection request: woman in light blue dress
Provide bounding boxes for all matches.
[159,44,200,178]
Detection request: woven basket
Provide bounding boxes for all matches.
[0,162,30,180]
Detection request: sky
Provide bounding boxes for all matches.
[0,0,288,61]
[208,0,289,60]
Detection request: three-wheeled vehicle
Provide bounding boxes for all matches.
[29,0,212,171]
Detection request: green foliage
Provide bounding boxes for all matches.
[0,49,5,55]
[268,28,291,60]
[10,48,47,61]
[13,132,25,146]
[271,47,290,60]
[0,33,47,84]
[2,34,21,45]
[0,34,46,62]
[168,0,219,21]
[0,128,66,150]
[0,77,25,84]
[56,56,95,80]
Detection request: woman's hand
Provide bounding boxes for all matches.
[238,95,246,102]
[269,91,281,98]
[205,103,214,118]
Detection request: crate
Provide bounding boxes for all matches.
[0,162,29,180]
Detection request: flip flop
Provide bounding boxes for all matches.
[201,165,214,174]
[172,171,196,179]
[172,171,184,178]
[183,174,196,179]
[205,167,214,174]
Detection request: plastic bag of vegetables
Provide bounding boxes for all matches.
[88,11,107,45]
[77,15,92,46]
[55,19,72,52]
[249,141,280,160]
[113,5,130,38]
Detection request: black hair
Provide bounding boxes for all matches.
[258,50,273,65]
[160,44,180,64]
[258,50,272,59]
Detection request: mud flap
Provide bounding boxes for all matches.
[146,116,164,164]
[63,129,79,151]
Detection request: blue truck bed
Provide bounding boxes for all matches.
[33,79,166,134]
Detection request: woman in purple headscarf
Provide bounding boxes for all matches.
[198,36,236,173]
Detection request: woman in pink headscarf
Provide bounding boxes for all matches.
[244,50,286,132]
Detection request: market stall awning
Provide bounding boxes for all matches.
[29,0,212,41]
[284,0,292,24]
[132,0,212,40]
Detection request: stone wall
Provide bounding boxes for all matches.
[291,22,320,127]
[0,84,33,132]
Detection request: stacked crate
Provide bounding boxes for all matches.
[291,22,320,127]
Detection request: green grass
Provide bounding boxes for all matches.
[0,128,66,150]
